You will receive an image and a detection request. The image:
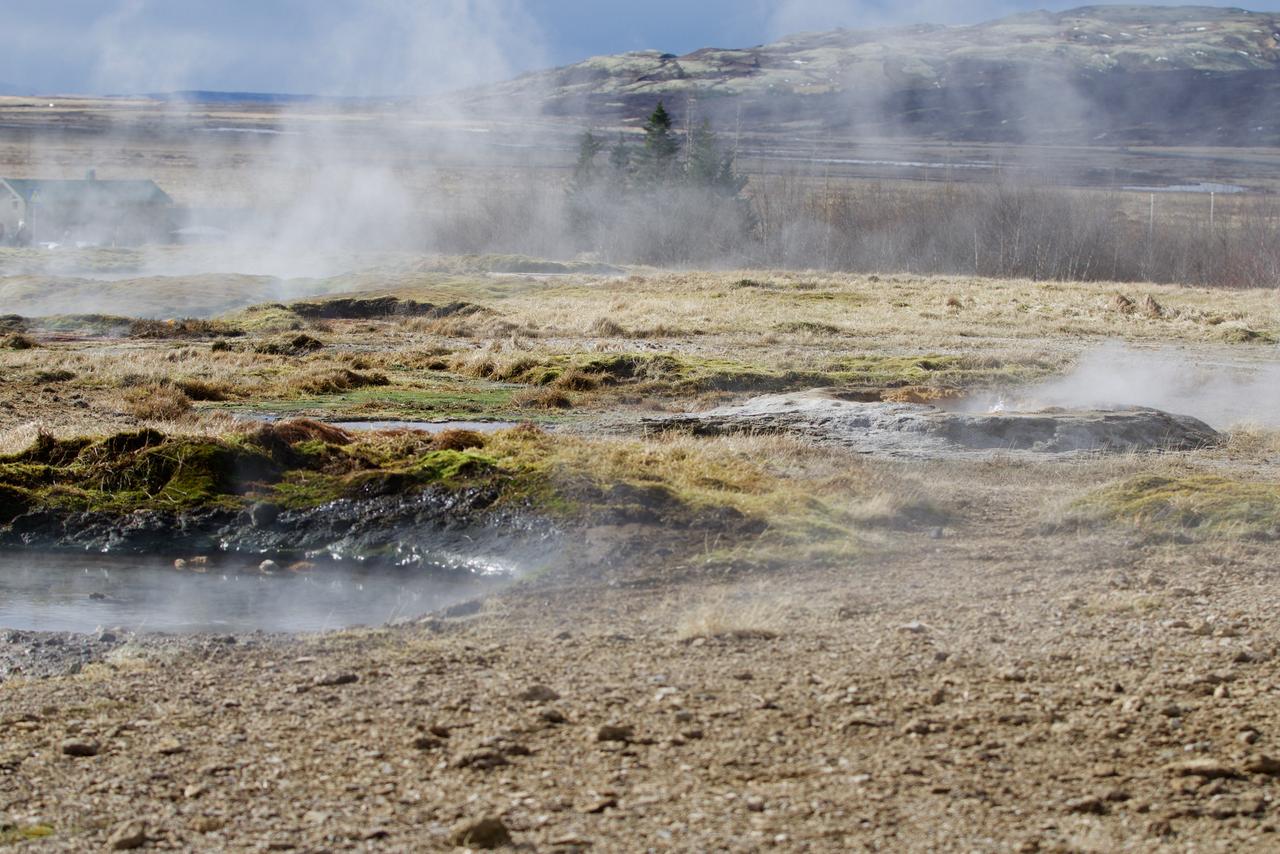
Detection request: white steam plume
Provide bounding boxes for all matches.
[1018,342,1280,430]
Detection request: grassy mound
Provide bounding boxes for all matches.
[1071,473,1280,540]
[0,423,942,568]
[448,350,1039,397]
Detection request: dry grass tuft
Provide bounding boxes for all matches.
[588,317,628,337]
[512,388,573,410]
[432,429,486,452]
[248,418,353,447]
[173,378,235,402]
[129,318,243,339]
[123,384,193,421]
[676,593,783,641]
[287,368,389,395]
[552,367,601,392]
[1,333,37,350]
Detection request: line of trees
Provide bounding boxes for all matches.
[566,102,755,264]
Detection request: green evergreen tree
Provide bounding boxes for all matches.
[570,130,606,191]
[607,133,632,187]
[685,119,749,198]
[635,101,680,184]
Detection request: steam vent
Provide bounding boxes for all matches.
[649,390,1220,457]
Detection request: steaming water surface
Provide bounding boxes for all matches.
[0,554,499,634]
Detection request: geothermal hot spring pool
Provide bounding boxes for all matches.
[0,553,502,635]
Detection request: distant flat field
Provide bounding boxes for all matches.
[1,96,1279,208]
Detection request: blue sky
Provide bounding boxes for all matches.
[6,1,1280,95]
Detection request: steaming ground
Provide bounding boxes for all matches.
[1,259,1280,849]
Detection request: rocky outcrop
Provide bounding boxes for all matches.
[647,390,1220,457]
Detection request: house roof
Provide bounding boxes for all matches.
[0,178,172,206]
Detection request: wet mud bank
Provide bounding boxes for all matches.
[647,389,1221,457]
[0,484,559,567]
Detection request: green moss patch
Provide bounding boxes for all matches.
[0,823,55,844]
[1072,474,1280,540]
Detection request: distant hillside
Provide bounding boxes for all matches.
[462,5,1280,145]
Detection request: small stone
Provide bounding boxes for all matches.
[192,816,224,833]
[183,783,207,799]
[98,632,117,644]
[1244,755,1280,776]
[902,719,931,736]
[411,736,443,751]
[517,684,560,703]
[1160,703,1185,718]
[250,503,280,527]
[1239,730,1261,746]
[745,795,766,813]
[450,817,511,849]
[540,709,568,725]
[897,621,930,635]
[1064,796,1108,815]
[1168,758,1241,779]
[579,795,618,814]
[155,738,185,756]
[173,559,187,570]
[61,738,100,758]
[258,560,278,573]
[107,819,148,850]
[596,725,634,743]
[314,672,358,687]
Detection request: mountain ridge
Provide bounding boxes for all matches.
[458,5,1280,146]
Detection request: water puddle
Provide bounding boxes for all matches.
[0,553,500,634]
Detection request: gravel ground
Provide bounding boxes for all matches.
[2,515,1278,852]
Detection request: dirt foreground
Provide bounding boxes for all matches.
[3,464,1279,853]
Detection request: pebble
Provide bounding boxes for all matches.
[745,795,766,812]
[1244,755,1280,776]
[313,672,359,687]
[517,684,560,703]
[107,819,148,850]
[1168,758,1241,779]
[1064,796,1107,815]
[259,560,278,573]
[596,724,634,743]
[450,817,511,849]
[60,738,100,758]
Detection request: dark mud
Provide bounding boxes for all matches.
[0,485,559,568]
[288,296,483,320]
